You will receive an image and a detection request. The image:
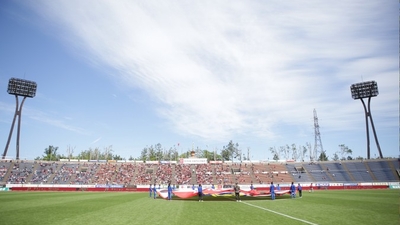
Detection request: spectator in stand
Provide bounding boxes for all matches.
[290,182,296,198]
[270,182,275,200]
[297,183,302,198]
[174,164,192,185]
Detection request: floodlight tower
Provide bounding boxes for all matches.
[2,78,37,160]
[313,109,324,161]
[350,80,382,159]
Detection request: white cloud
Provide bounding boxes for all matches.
[25,0,398,143]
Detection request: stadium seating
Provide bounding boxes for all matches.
[322,162,353,182]
[288,163,314,183]
[0,160,12,182]
[52,163,79,184]
[7,161,34,184]
[366,160,398,182]
[344,162,374,182]
[0,158,398,186]
[30,162,58,184]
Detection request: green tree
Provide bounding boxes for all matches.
[318,151,329,161]
[42,145,59,161]
[148,146,156,160]
[140,147,149,161]
[139,144,168,161]
[77,149,91,160]
[198,149,217,161]
[154,143,163,161]
[355,156,364,160]
[179,151,189,159]
[290,144,297,160]
[332,153,339,161]
[66,145,75,160]
[301,145,308,162]
[221,140,239,162]
[269,147,279,160]
[103,145,113,160]
[112,154,123,160]
[338,144,352,161]
[279,146,287,160]
[91,147,101,160]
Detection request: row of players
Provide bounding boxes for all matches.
[148,181,314,201]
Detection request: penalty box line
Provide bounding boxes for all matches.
[241,201,318,225]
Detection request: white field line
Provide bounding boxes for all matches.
[241,201,318,225]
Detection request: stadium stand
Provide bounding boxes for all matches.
[344,161,374,182]
[93,163,118,185]
[133,163,154,185]
[174,164,192,185]
[73,162,99,184]
[0,159,398,187]
[115,163,135,186]
[0,160,12,182]
[289,163,315,183]
[214,163,231,185]
[155,163,173,185]
[321,162,353,182]
[303,162,334,182]
[7,161,34,184]
[30,162,58,184]
[195,163,214,185]
[52,163,80,184]
[366,160,398,182]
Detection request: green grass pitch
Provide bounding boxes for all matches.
[0,189,398,225]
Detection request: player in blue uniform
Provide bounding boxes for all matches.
[198,184,203,202]
[167,183,173,200]
[152,183,157,199]
[270,182,275,200]
[149,184,152,197]
[290,182,296,198]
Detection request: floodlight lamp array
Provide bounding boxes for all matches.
[350,80,378,100]
[7,78,37,98]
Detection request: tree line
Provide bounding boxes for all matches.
[269,143,353,161]
[35,145,122,161]
[35,141,360,162]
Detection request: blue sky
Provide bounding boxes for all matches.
[0,0,398,161]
